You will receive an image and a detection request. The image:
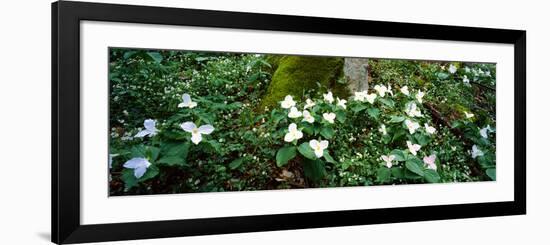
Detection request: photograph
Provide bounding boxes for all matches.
[108,48,496,196]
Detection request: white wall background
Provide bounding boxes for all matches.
[0,0,547,244]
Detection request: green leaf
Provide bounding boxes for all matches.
[320,127,335,139]
[486,168,496,180]
[303,159,326,182]
[378,98,395,108]
[205,140,222,153]
[229,157,245,170]
[157,155,187,166]
[414,134,431,146]
[123,51,137,59]
[336,110,346,123]
[323,151,337,164]
[405,158,425,177]
[389,115,405,123]
[276,146,297,167]
[424,169,441,183]
[377,167,391,183]
[121,169,138,190]
[351,103,367,113]
[146,146,161,161]
[367,108,380,119]
[147,52,163,63]
[130,145,146,158]
[391,167,405,179]
[139,165,159,181]
[389,149,406,161]
[298,142,317,160]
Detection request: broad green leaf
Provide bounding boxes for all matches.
[298,142,317,160]
[391,167,405,179]
[336,110,346,123]
[303,159,326,182]
[414,134,431,146]
[276,146,297,167]
[424,169,441,183]
[367,108,380,119]
[389,115,405,123]
[320,127,335,139]
[323,151,337,164]
[130,145,146,158]
[389,149,406,161]
[139,165,159,181]
[146,52,163,63]
[121,169,138,190]
[376,167,391,183]
[351,103,367,113]
[486,168,496,180]
[378,98,395,108]
[229,157,245,170]
[146,146,161,161]
[405,158,425,176]
[205,140,222,154]
[157,155,187,166]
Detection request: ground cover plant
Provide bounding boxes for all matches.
[108,48,496,196]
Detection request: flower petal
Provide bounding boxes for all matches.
[144,119,156,130]
[123,157,149,169]
[198,124,215,134]
[309,139,319,149]
[180,122,197,132]
[320,140,329,149]
[133,166,147,178]
[191,132,202,145]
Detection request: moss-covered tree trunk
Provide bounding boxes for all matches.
[260,55,348,109]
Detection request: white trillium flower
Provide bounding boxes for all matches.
[448,64,457,74]
[379,124,387,135]
[381,154,395,168]
[405,103,422,117]
[336,97,347,109]
[479,125,491,138]
[400,86,410,96]
[463,75,471,86]
[304,99,316,109]
[387,84,394,96]
[423,154,437,170]
[284,123,303,142]
[366,93,377,104]
[135,119,159,138]
[374,84,388,97]
[471,145,484,158]
[407,141,421,156]
[309,139,329,158]
[323,91,335,104]
[405,119,420,134]
[288,106,303,118]
[416,91,425,104]
[281,95,296,109]
[323,112,336,124]
[180,122,215,145]
[464,111,474,119]
[123,157,151,178]
[354,91,368,102]
[302,110,315,123]
[425,123,436,134]
[178,93,197,108]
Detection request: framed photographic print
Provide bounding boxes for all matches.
[52,1,526,244]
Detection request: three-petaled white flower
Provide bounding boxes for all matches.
[407,141,421,156]
[374,84,388,97]
[464,111,474,119]
[423,154,437,170]
[425,123,436,134]
[366,93,377,104]
[178,93,197,108]
[405,103,422,117]
[405,119,420,134]
[471,145,484,158]
[123,157,151,178]
[354,91,368,102]
[135,119,159,138]
[323,91,335,103]
[381,154,395,168]
[448,64,457,74]
[288,106,302,118]
[479,125,492,138]
[180,122,215,145]
[309,139,329,158]
[463,75,471,86]
[400,86,410,96]
[284,123,303,142]
[379,124,387,135]
[281,95,296,109]
[304,99,316,109]
[336,97,347,109]
[302,110,315,123]
[416,91,425,103]
[323,112,336,124]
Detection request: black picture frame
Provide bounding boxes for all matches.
[52,1,526,244]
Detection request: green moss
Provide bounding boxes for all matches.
[260,55,348,109]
